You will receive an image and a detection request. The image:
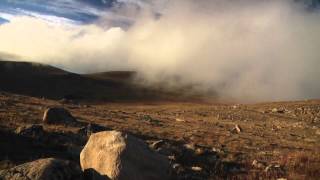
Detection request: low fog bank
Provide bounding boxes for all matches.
[0,0,319,102]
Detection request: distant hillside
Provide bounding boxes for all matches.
[0,60,210,102]
[84,71,137,82]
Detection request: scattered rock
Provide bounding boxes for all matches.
[168,155,176,161]
[78,123,109,137]
[265,164,283,173]
[80,131,171,180]
[0,158,82,180]
[82,104,89,108]
[195,148,205,156]
[315,130,320,136]
[43,107,77,125]
[211,147,222,153]
[176,118,186,122]
[231,125,242,133]
[252,160,266,169]
[272,108,285,114]
[191,166,202,172]
[149,140,165,150]
[15,124,44,138]
[172,163,184,176]
[172,163,181,169]
[184,143,196,151]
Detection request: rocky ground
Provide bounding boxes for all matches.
[0,91,319,179]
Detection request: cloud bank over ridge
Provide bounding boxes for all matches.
[0,0,320,102]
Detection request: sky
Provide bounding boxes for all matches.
[0,0,161,28]
[0,0,319,102]
[0,0,318,26]
[0,0,97,23]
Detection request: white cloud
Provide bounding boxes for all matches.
[0,0,320,102]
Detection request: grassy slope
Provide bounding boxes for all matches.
[0,60,196,101]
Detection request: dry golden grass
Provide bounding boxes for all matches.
[0,92,319,179]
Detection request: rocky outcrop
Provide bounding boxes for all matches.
[43,107,77,125]
[0,158,82,180]
[80,131,171,180]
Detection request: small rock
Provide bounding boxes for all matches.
[191,166,202,172]
[231,124,242,133]
[265,165,272,172]
[195,148,205,156]
[172,163,181,169]
[265,164,282,172]
[172,163,184,175]
[15,124,44,138]
[43,107,77,125]
[252,160,266,169]
[176,118,186,122]
[211,147,221,153]
[272,108,285,114]
[235,125,241,132]
[78,123,109,137]
[150,140,165,150]
[168,155,175,161]
[183,143,195,150]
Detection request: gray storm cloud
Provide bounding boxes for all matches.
[0,0,319,102]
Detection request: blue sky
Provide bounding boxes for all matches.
[0,0,318,26]
[0,0,148,26]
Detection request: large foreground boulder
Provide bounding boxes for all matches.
[0,158,82,180]
[43,107,77,124]
[80,131,171,180]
